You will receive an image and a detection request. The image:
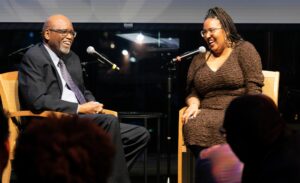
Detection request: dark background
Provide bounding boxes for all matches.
[1,23,300,154]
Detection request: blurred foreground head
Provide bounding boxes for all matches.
[223,94,285,163]
[14,115,115,183]
[0,108,9,176]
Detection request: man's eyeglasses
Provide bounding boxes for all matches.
[49,29,77,38]
[200,27,222,37]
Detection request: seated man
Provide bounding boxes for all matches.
[223,94,300,183]
[13,116,115,183]
[18,14,150,183]
[0,108,9,179]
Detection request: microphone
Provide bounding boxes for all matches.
[172,46,206,62]
[86,46,120,71]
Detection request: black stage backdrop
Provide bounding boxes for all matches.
[1,23,300,152]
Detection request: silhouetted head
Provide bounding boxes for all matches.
[223,94,285,164]
[0,108,9,176]
[14,115,115,183]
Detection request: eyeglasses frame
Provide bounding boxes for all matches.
[48,29,77,38]
[200,27,223,37]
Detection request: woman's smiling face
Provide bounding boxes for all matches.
[202,18,227,56]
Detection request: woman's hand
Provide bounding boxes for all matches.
[182,104,200,124]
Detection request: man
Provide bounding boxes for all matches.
[18,14,150,183]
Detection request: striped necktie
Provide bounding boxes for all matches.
[58,59,86,104]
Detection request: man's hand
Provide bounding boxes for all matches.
[78,101,103,114]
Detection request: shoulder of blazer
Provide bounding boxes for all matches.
[23,43,54,65]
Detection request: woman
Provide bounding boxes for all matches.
[182,7,264,157]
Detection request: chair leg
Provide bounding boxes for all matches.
[188,150,196,183]
[2,119,19,183]
[2,160,12,183]
[182,149,195,183]
[178,147,183,183]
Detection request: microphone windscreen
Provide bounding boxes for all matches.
[199,46,206,53]
[86,46,95,54]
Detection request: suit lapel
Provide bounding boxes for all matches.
[39,44,64,93]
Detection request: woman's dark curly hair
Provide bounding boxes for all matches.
[205,7,243,44]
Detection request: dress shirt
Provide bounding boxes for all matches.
[43,44,78,104]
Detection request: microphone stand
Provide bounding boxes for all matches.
[166,60,176,183]
[81,60,103,78]
[164,48,204,182]
[8,44,34,57]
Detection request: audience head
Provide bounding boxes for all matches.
[202,7,242,55]
[0,108,9,176]
[42,14,76,56]
[223,94,285,164]
[13,115,115,183]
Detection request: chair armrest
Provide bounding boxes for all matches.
[7,110,71,118]
[178,106,188,183]
[9,109,118,118]
[178,107,187,151]
[179,107,187,123]
[6,110,72,129]
[7,109,118,128]
[102,109,118,117]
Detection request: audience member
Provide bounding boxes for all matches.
[223,94,300,183]
[197,144,243,183]
[13,115,115,183]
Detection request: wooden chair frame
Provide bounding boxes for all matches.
[177,70,280,183]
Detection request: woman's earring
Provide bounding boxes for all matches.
[225,36,232,48]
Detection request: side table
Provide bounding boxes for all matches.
[118,112,163,183]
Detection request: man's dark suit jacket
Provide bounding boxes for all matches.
[18,43,95,114]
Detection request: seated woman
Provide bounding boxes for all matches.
[182,6,264,156]
[182,6,263,183]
